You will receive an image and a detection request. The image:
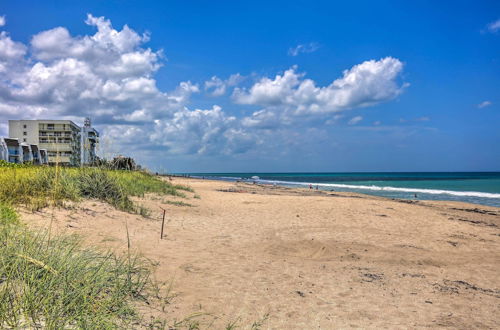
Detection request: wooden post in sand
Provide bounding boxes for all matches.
[160,208,166,239]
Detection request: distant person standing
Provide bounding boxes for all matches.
[309,184,312,190]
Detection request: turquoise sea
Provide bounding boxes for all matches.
[184,172,500,207]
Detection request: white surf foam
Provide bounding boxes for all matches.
[257,179,500,199]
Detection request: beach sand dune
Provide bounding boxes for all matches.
[21,178,500,329]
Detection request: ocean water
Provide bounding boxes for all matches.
[184,172,500,207]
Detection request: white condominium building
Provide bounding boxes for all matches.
[8,119,99,166]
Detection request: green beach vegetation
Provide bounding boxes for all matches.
[0,216,157,328]
[0,162,192,328]
[0,160,192,212]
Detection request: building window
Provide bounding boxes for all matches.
[23,125,27,129]
[23,132,27,136]
[23,138,26,142]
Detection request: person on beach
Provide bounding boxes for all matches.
[309,184,312,189]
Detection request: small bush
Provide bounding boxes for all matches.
[76,168,134,211]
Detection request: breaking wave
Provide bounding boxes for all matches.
[257,179,500,199]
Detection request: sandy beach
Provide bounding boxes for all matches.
[20,177,500,329]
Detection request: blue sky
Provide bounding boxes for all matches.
[0,0,499,172]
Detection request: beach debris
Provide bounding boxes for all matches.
[395,244,425,250]
[401,273,426,278]
[360,272,384,282]
[448,217,498,228]
[394,199,419,204]
[295,290,305,297]
[217,188,248,193]
[433,280,500,298]
[450,207,497,216]
[180,263,204,273]
[345,253,361,260]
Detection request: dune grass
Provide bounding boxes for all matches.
[109,170,192,198]
[0,166,269,328]
[0,164,190,213]
[0,204,156,328]
[0,203,19,226]
[164,200,193,207]
[0,165,196,328]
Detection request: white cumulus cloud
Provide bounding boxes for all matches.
[0,31,27,61]
[150,105,256,155]
[204,73,244,96]
[234,57,407,127]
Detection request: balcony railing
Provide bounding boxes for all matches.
[39,140,72,144]
[39,133,72,137]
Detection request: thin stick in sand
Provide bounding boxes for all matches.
[160,208,166,239]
